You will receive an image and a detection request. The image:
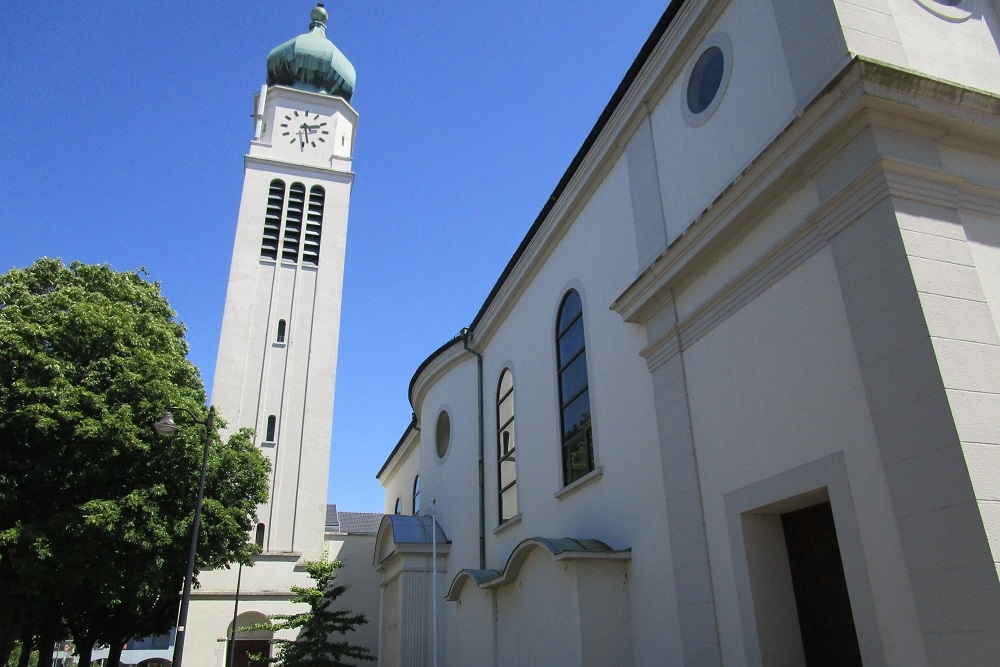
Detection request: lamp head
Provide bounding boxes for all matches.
[153,412,180,437]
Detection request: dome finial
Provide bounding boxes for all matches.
[310,2,328,31]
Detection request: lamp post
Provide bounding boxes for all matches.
[153,405,216,667]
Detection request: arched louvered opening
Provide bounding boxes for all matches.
[302,186,325,266]
[260,179,285,260]
[282,182,305,263]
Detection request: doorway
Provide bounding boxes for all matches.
[226,639,270,667]
[781,502,862,667]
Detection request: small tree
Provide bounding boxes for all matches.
[250,559,373,666]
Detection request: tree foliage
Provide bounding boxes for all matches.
[0,258,270,665]
[249,559,373,666]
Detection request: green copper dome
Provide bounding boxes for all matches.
[266,3,356,101]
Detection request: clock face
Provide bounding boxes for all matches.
[279,110,330,151]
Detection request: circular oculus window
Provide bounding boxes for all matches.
[682,33,733,127]
[435,410,451,459]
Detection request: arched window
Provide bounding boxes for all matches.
[255,523,265,550]
[302,186,325,266]
[556,290,594,485]
[276,319,286,343]
[394,497,401,515]
[497,369,517,521]
[260,179,285,260]
[282,182,306,263]
[265,415,276,442]
[412,476,421,516]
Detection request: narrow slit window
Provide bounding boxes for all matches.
[260,179,285,260]
[413,476,421,516]
[255,523,265,550]
[497,369,517,522]
[302,186,325,266]
[276,319,286,343]
[282,183,305,263]
[265,415,276,442]
[556,290,594,485]
[394,497,401,515]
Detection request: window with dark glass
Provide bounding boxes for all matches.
[276,319,286,343]
[260,179,285,260]
[255,523,265,550]
[265,415,276,442]
[394,497,401,515]
[412,476,421,515]
[497,368,517,521]
[556,290,594,485]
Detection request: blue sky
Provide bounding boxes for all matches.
[1,2,669,511]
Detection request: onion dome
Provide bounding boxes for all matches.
[266,3,356,101]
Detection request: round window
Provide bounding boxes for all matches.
[687,46,725,115]
[682,33,733,127]
[436,410,451,459]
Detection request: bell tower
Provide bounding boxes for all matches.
[212,0,356,560]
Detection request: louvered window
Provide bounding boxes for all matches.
[260,179,285,260]
[302,186,325,266]
[282,183,305,263]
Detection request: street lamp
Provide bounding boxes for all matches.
[153,405,216,667]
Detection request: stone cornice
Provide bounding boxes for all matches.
[244,154,354,181]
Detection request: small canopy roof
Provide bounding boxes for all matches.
[446,536,630,601]
[374,514,451,566]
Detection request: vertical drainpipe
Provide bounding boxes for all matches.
[461,327,487,570]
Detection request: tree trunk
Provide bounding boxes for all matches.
[105,640,124,667]
[17,631,33,667]
[75,638,95,667]
[35,631,56,667]
[0,636,14,667]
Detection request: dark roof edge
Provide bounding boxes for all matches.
[407,334,464,407]
[468,0,686,334]
[376,416,417,480]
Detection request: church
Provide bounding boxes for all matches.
[373,0,1000,665]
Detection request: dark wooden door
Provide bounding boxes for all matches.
[782,502,863,667]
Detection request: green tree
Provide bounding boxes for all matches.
[248,559,373,666]
[0,258,270,666]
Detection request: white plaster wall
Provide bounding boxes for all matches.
[681,248,919,666]
[326,533,381,658]
[650,0,797,245]
[450,588,493,667]
[842,0,1000,95]
[462,158,675,665]
[415,356,482,578]
[495,549,581,667]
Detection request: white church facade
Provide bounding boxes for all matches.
[181,5,381,666]
[375,0,1000,665]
